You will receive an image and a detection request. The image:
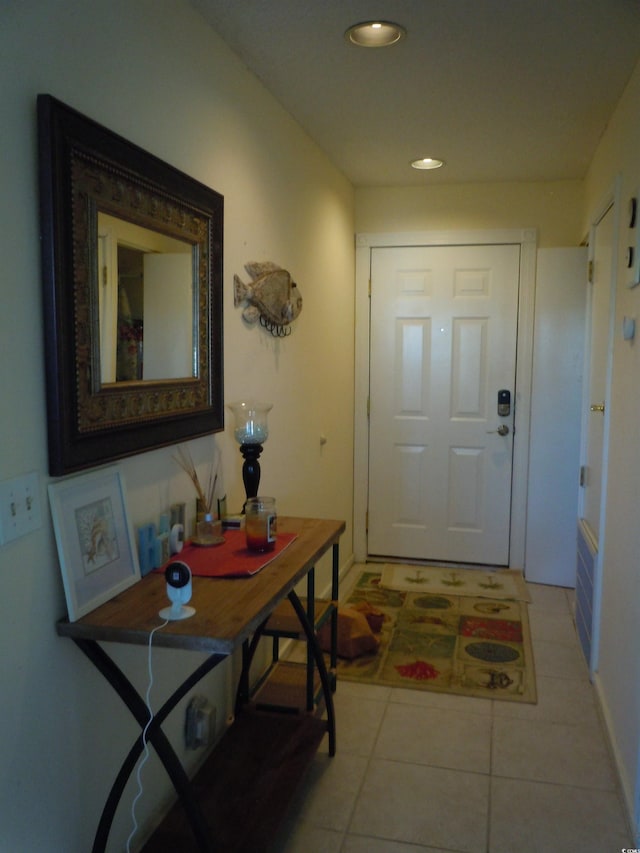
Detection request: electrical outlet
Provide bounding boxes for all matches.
[185,695,216,749]
[0,472,43,545]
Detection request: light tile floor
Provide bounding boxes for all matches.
[271,573,633,852]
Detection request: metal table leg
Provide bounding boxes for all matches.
[73,638,225,853]
[286,589,337,756]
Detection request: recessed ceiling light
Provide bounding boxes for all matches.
[411,157,445,170]
[345,21,406,48]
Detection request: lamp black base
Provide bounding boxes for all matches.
[240,443,263,507]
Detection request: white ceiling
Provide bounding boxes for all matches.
[191,0,640,187]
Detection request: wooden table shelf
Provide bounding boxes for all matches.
[56,517,344,853]
[255,595,339,715]
[263,597,336,638]
[142,710,327,853]
[251,660,325,714]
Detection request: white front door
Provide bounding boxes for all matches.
[367,243,520,565]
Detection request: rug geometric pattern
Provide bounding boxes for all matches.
[336,571,537,704]
[380,563,531,602]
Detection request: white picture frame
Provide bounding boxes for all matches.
[48,466,141,621]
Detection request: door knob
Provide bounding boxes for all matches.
[590,403,605,413]
[487,424,510,436]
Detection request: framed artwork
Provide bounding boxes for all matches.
[48,466,141,621]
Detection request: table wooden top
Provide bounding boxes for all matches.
[56,517,345,655]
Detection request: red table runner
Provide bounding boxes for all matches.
[161,529,298,578]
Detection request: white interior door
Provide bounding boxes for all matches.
[368,243,520,566]
[582,204,614,544]
[576,197,617,679]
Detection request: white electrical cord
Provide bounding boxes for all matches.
[125,618,169,853]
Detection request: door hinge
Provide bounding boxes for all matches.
[368,278,372,297]
[102,265,108,286]
[365,510,369,532]
[367,396,370,418]
[579,465,587,487]
[588,259,594,284]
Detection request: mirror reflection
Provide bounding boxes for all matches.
[97,212,196,383]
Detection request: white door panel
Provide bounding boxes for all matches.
[451,318,487,417]
[368,244,520,565]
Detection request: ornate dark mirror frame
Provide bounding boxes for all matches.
[38,95,224,475]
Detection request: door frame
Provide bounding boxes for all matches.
[354,228,538,567]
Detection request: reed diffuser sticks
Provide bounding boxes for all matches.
[174,445,219,517]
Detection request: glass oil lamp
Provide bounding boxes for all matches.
[227,401,272,505]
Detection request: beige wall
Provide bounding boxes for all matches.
[582,59,640,834]
[0,1,354,849]
[356,179,584,246]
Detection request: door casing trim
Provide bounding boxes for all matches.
[354,228,538,567]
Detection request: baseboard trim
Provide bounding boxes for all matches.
[592,671,638,843]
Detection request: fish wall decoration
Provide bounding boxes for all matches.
[233,261,303,337]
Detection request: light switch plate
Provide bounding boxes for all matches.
[623,316,636,340]
[0,472,43,545]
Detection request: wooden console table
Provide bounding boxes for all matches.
[56,516,345,853]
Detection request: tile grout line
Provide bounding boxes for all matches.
[339,688,393,848]
[486,701,496,852]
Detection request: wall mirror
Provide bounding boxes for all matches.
[38,95,224,475]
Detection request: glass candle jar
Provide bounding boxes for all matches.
[195,513,223,546]
[245,496,277,552]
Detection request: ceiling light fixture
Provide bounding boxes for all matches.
[411,157,445,170]
[345,20,406,48]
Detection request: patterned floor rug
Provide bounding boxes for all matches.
[336,570,537,704]
[380,563,531,602]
